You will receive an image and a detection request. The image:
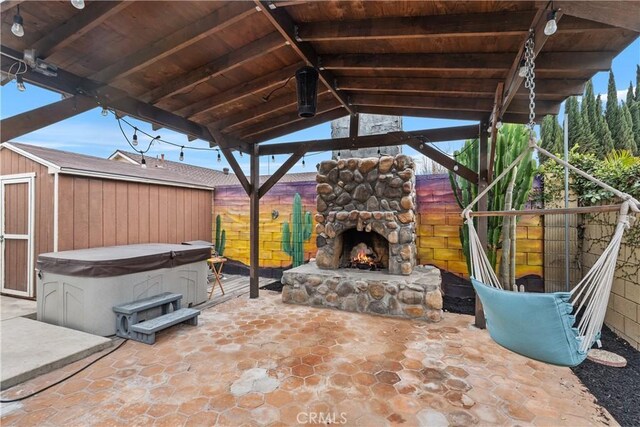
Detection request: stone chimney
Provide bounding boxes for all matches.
[331,114,402,159]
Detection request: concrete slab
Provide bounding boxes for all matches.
[0,296,36,321]
[0,317,112,390]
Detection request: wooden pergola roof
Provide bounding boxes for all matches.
[1,1,638,153]
[1,1,638,305]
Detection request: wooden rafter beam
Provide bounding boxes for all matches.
[142,32,286,103]
[350,93,560,115]
[90,2,257,84]
[296,12,614,42]
[554,1,640,32]
[211,88,329,133]
[235,93,339,139]
[33,2,131,58]
[499,5,564,118]
[255,0,355,115]
[249,107,346,143]
[0,45,219,146]
[406,140,477,183]
[297,11,534,41]
[336,77,585,97]
[175,62,302,120]
[1,96,96,143]
[258,125,479,156]
[321,52,610,72]
[354,106,529,124]
[258,146,307,198]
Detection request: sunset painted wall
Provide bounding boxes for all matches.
[212,174,543,281]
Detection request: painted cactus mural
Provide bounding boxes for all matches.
[215,214,226,256]
[281,193,312,267]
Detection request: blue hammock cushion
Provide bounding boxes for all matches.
[471,278,589,367]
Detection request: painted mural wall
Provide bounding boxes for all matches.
[212,174,543,285]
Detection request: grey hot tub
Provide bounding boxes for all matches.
[36,244,210,336]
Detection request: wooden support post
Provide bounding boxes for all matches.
[475,121,490,329]
[349,113,359,138]
[249,143,260,299]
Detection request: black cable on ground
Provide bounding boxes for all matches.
[0,338,128,403]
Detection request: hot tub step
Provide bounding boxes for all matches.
[129,308,200,345]
[113,292,182,315]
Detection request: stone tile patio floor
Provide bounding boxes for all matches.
[0,291,615,426]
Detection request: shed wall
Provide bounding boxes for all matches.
[57,175,212,251]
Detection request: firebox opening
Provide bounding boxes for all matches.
[338,228,389,270]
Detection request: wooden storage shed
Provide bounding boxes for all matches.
[0,142,214,299]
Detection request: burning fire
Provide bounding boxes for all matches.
[352,248,375,265]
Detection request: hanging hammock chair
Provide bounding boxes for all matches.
[464,32,639,367]
[465,142,639,367]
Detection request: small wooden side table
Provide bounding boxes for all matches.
[207,257,227,299]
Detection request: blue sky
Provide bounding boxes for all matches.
[1,39,638,175]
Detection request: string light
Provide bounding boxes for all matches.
[71,0,85,9]
[179,147,184,161]
[217,152,221,162]
[101,107,109,117]
[495,118,503,129]
[132,129,138,146]
[302,155,306,168]
[12,6,24,37]
[377,148,381,157]
[16,74,26,92]
[544,9,558,36]
[141,155,147,169]
[271,155,275,161]
[337,151,341,159]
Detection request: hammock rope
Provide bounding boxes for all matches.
[463,140,638,355]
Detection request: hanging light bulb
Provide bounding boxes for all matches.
[132,129,138,146]
[544,10,558,36]
[101,107,108,117]
[495,118,503,129]
[16,74,26,92]
[239,151,243,157]
[518,59,528,78]
[12,6,24,37]
[70,0,85,9]
[302,156,306,168]
[179,147,184,162]
[271,155,275,161]
[217,151,221,162]
[141,155,147,169]
[377,148,381,158]
[337,151,341,160]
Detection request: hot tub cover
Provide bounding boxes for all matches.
[37,244,211,277]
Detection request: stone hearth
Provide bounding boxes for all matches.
[315,155,417,275]
[282,262,443,322]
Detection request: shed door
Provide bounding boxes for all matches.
[0,175,35,297]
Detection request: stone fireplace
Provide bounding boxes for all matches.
[315,155,417,275]
[281,154,443,322]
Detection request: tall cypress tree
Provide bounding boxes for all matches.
[605,70,619,138]
[582,80,598,134]
[566,96,586,151]
[596,93,604,117]
[617,103,637,153]
[596,115,615,155]
[627,82,640,151]
[540,115,563,155]
[636,65,640,102]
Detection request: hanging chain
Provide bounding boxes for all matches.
[523,32,536,134]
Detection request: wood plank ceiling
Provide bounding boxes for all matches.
[1,1,638,149]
